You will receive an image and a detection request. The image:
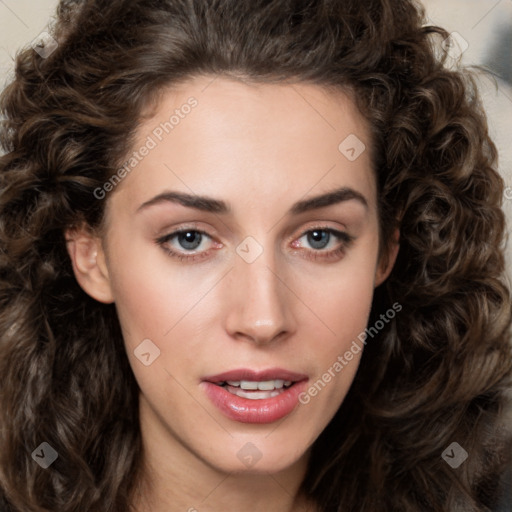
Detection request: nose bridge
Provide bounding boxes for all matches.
[223,236,295,344]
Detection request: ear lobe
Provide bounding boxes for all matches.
[65,227,114,304]
[374,228,400,288]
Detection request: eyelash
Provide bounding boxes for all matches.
[155,225,355,263]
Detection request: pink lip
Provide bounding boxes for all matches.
[203,368,308,383]
[201,368,309,424]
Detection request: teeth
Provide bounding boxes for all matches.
[255,380,279,390]
[245,379,284,391]
[240,380,260,390]
[229,388,282,400]
[225,379,290,390]
[220,379,297,399]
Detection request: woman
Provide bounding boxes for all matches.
[0,0,511,510]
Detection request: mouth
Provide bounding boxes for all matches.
[201,368,308,424]
[215,379,295,400]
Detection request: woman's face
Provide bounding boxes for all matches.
[68,75,397,476]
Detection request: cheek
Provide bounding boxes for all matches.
[106,240,211,344]
[295,248,378,341]
[292,250,378,407]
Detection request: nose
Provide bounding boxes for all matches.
[223,244,297,346]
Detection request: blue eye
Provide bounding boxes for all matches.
[174,230,204,251]
[302,229,333,250]
[295,227,354,261]
[156,228,213,262]
[156,226,354,263]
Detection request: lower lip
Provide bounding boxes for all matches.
[201,380,308,424]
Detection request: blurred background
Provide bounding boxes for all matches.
[0,0,511,282]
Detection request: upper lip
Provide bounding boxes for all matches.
[203,368,308,384]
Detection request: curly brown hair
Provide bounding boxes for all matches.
[1,0,511,510]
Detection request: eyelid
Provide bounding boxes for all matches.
[155,227,217,263]
[155,221,215,237]
[292,226,354,252]
[156,225,218,250]
[295,222,348,239]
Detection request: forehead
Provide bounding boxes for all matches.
[106,75,376,219]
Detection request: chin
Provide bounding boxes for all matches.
[201,434,311,475]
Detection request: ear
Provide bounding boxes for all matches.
[374,228,399,288]
[65,225,114,303]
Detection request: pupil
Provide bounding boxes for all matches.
[179,231,202,250]
[308,230,329,249]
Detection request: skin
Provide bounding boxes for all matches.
[66,75,399,512]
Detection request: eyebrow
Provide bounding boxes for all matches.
[136,186,368,215]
